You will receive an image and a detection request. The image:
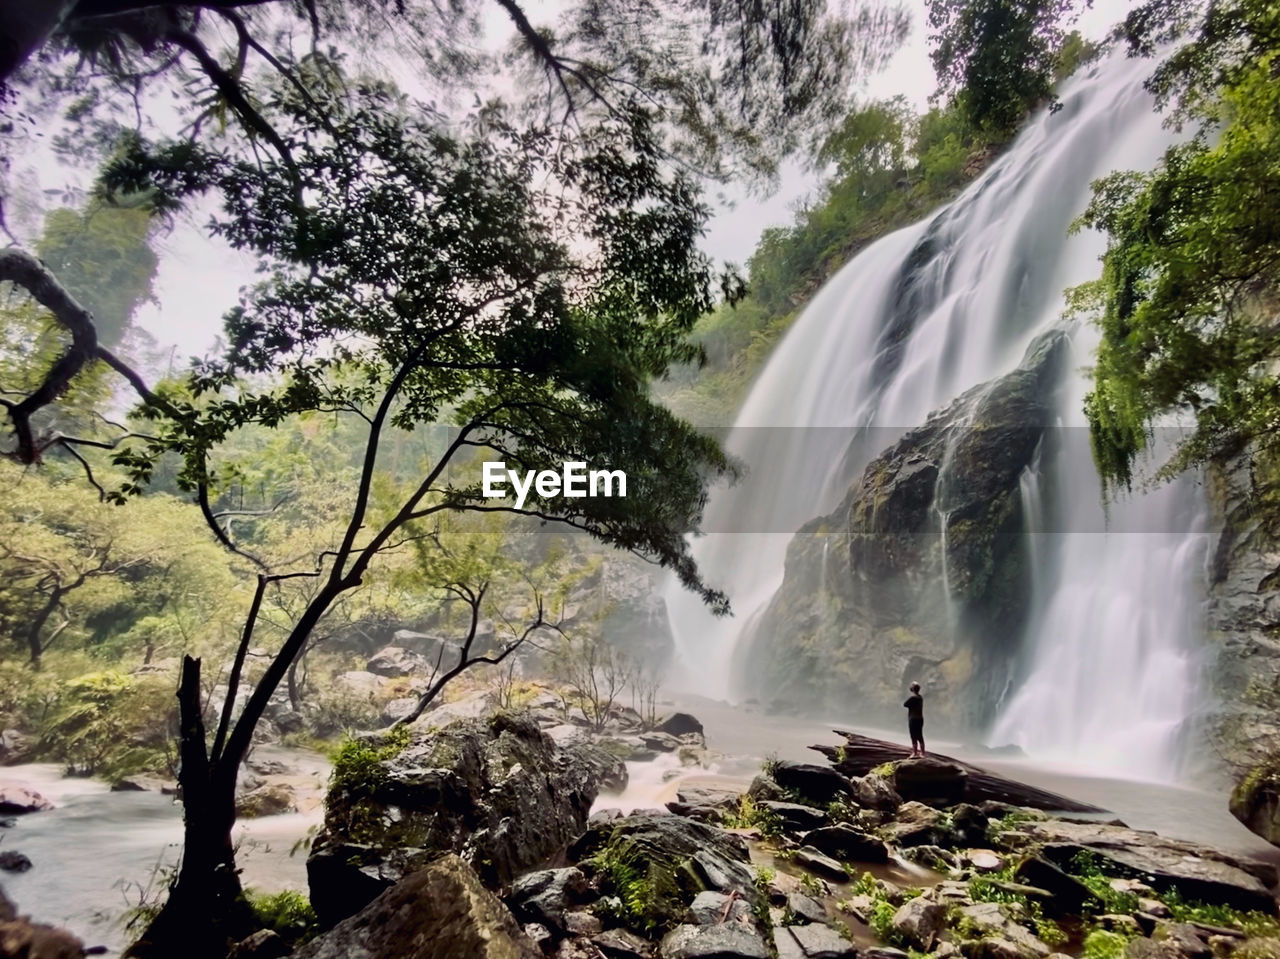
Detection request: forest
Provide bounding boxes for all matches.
[3,0,1280,958]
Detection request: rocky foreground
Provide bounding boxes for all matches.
[6,708,1280,959]
[252,712,1280,959]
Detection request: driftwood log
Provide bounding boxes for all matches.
[810,731,1104,813]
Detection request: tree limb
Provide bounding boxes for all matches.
[0,248,99,464]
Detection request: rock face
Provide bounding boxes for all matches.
[307,711,626,927]
[1013,818,1279,914]
[296,855,540,959]
[739,331,1068,730]
[1205,447,1280,842]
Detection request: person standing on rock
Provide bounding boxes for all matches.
[904,682,925,756]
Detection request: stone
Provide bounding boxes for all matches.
[655,713,705,740]
[307,712,626,927]
[900,844,959,870]
[770,762,853,805]
[592,928,653,959]
[955,903,1051,957]
[508,868,590,931]
[230,929,292,958]
[1011,856,1096,916]
[892,896,945,950]
[523,924,553,954]
[863,951,911,959]
[1024,819,1279,914]
[1138,898,1171,918]
[781,924,858,958]
[333,670,388,697]
[892,757,968,806]
[667,786,741,822]
[0,916,85,959]
[802,824,890,863]
[1098,915,1144,936]
[785,893,827,925]
[951,804,991,845]
[1151,922,1213,959]
[968,849,1004,872]
[381,698,420,725]
[759,801,827,832]
[555,940,599,959]
[643,733,683,752]
[0,787,52,816]
[0,853,31,873]
[658,923,768,959]
[295,855,540,959]
[366,645,428,677]
[975,937,1051,959]
[746,775,788,803]
[881,801,954,847]
[689,891,752,926]
[850,774,902,811]
[568,814,763,928]
[562,911,602,937]
[235,784,295,819]
[794,847,848,883]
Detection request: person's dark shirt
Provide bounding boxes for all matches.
[904,693,923,720]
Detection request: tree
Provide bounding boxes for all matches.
[1073,0,1280,494]
[925,0,1080,138]
[0,461,237,666]
[88,53,742,956]
[1,0,907,466]
[1,2,911,955]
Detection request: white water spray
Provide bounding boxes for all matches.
[666,50,1207,780]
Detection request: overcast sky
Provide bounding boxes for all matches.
[25,0,1132,363]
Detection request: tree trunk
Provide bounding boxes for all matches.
[125,657,254,959]
[25,588,63,667]
[0,0,79,85]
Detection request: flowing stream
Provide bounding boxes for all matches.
[666,49,1209,781]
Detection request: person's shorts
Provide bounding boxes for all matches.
[908,717,924,738]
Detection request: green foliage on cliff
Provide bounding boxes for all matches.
[1075,0,1280,493]
[659,100,995,424]
[925,0,1089,137]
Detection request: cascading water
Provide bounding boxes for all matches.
[665,49,1209,781]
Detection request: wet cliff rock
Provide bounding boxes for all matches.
[740,331,1068,730]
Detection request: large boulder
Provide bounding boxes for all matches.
[295,855,540,959]
[0,787,53,816]
[891,757,967,805]
[365,646,428,678]
[892,897,946,950]
[770,761,852,805]
[802,824,890,863]
[1022,819,1278,914]
[737,330,1069,731]
[307,712,626,927]
[659,923,768,959]
[569,814,764,932]
[507,867,590,932]
[654,714,705,740]
[1229,757,1280,846]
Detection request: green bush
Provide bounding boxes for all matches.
[245,888,319,945]
[1082,929,1129,959]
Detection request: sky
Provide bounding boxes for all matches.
[18,0,1134,363]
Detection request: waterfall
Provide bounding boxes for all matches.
[666,49,1209,781]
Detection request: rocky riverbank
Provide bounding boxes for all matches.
[236,711,1280,959]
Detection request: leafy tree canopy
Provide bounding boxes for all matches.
[925,0,1083,138]
[1074,0,1280,493]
